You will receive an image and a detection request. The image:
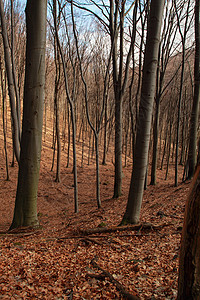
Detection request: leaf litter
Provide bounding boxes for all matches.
[0,129,190,299]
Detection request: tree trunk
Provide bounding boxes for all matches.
[0,0,20,163]
[150,98,160,185]
[114,91,123,198]
[121,0,164,224]
[0,58,9,181]
[177,162,200,299]
[10,0,47,229]
[102,95,108,165]
[95,134,101,208]
[187,0,200,179]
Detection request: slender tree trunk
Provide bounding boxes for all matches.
[150,98,160,185]
[0,58,9,180]
[95,134,101,208]
[121,0,164,224]
[165,121,172,180]
[175,49,185,187]
[114,91,123,197]
[0,0,20,162]
[10,0,47,229]
[54,44,61,183]
[102,95,108,165]
[66,103,71,168]
[11,0,21,142]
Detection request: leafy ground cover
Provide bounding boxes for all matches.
[0,122,190,299]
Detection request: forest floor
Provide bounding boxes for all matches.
[0,121,191,299]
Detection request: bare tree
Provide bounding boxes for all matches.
[174,0,194,187]
[71,1,112,208]
[0,0,20,163]
[121,0,165,224]
[187,0,200,179]
[52,0,79,212]
[10,0,47,229]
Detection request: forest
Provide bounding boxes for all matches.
[0,0,199,299]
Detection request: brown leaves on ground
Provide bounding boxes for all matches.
[0,134,190,299]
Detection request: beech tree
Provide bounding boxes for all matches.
[0,0,20,163]
[10,0,47,229]
[121,0,165,224]
[187,0,200,179]
[178,161,200,299]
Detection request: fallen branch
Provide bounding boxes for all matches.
[91,258,140,300]
[81,237,103,245]
[80,224,142,235]
[80,222,173,235]
[86,272,106,280]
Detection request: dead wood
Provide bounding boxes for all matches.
[80,222,173,235]
[81,237,103,245]
[91,258,140,300]
[86,272,106,280]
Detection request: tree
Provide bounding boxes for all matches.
[177,161,200,299]
[52,0,79,212]
[150,0,178,185]
[0,0,20,163]
[10,0,47,229]
[174,0,193,187]
[121,0,165,224]
[70,0,137,198]
[187,0,200,179]
[71,2,112,209]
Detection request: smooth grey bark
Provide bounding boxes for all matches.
[150,1,178,185]
[121,0,165,224]
[187,0,200,179]
[177,163,200,299]
[10,0,47,229]
[0,0,20,163]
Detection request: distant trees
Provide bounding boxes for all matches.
[0,0,197,230]
[10,0,47,229]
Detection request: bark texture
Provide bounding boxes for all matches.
[187,0,200,179]
[10,0,47,229]
[178,163,200,299]
[122,0,165,224]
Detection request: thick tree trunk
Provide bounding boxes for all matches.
[187,0,200,179]
[177,163,200,299]
[10,0,47,229]
[121,0,164,224]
